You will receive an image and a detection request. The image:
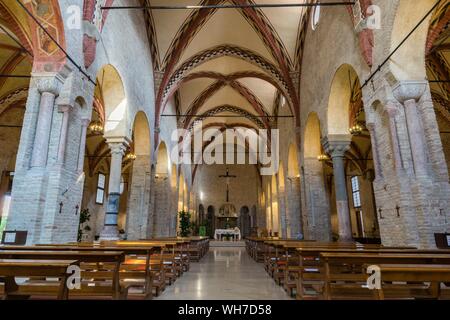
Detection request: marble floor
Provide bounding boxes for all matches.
[156,247,292,300]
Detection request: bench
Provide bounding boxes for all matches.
[364,264,450,300]
[0,259,78,300]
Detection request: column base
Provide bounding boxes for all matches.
[99,226,120,241]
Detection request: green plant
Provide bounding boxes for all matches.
[78,208,91,242]
[178,211,192,237]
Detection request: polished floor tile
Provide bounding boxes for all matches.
[156,247,292,300]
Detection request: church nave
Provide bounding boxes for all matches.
[156,246,290,300]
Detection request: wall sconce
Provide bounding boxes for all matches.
[155,173,168,180]
[317,154,329,162]
[349,123,363,136]
[125,152,137,161]
[89,121,104,135]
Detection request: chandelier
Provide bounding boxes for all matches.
[88,121,104,135]
[317,154,330,162]
[349,123,363,135]
[125,152,137,161]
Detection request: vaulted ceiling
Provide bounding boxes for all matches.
[0,1,32,120]
[144,0,311,134]
[427,2,450,123]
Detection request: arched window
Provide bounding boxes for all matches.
[311,2,321,31]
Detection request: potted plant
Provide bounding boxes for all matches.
[178,211,192,237]
[78,208,91,242]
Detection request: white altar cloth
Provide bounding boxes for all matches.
[214,229,241,241]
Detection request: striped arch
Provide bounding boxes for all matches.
[187,104,267,131]
[426,1,450,54]
[179,79,270,129]
[165,71,292,112]
[158,45,292,122]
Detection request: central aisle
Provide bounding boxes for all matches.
[156,247,291,300]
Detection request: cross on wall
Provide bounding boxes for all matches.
[218,168,237,202]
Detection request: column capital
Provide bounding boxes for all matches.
[322,136,351,158]
[32,67,71,95]
[33,76,62,95]
[106,137,130,155]
[392,80,427,103]
[57,104,72,113]
[80,118,91,127]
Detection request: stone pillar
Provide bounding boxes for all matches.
[323,137,352,241]
[393,81,427,177]
[100,139,128,240]
[31,87,58,168]
[278,188,288,238]
[384,101,403,172]
[56,105,71,165]
[286,176,302,238]
[302,158,331,241]
[366,122,382,179]
[77,119,90,172]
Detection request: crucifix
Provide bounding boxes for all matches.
[219,168,237,202]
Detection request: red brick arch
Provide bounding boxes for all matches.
[83,0,115,68]
[25,0,67,72]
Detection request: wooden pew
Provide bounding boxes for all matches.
[1,243,164,299]
[0,250,125,299]
[364,264,450,300]
[320,252,450,300]
[0,259,78,300]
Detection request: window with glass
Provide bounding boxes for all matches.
[96,173,106,204]
[311,1,321,30]
[351,176,361,208]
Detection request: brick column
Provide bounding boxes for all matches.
[393,81,427,177]
[323,137,352,241]
[77,119,90,172]
[366,122,382,179]
[31,82,59,168]
[384,101,403,172]
[56,105,71,165]
[100,139,128,240]
[285,176,302,238]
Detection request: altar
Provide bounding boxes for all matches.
[214,228,241,241]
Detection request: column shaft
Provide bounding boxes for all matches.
[385,102,403,171]
[331,155,352,241]
[100,142,126,240]
[31,92,56,167]
[56,106,70,165]
[404,99,427,176]
[77,120,90,172]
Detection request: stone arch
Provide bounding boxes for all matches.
[327,64,361,135]
[389,0,437,80]
[96,64,128,138]
[304,113,323,159]
[126,111,152,240]
[288,143,300,178]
